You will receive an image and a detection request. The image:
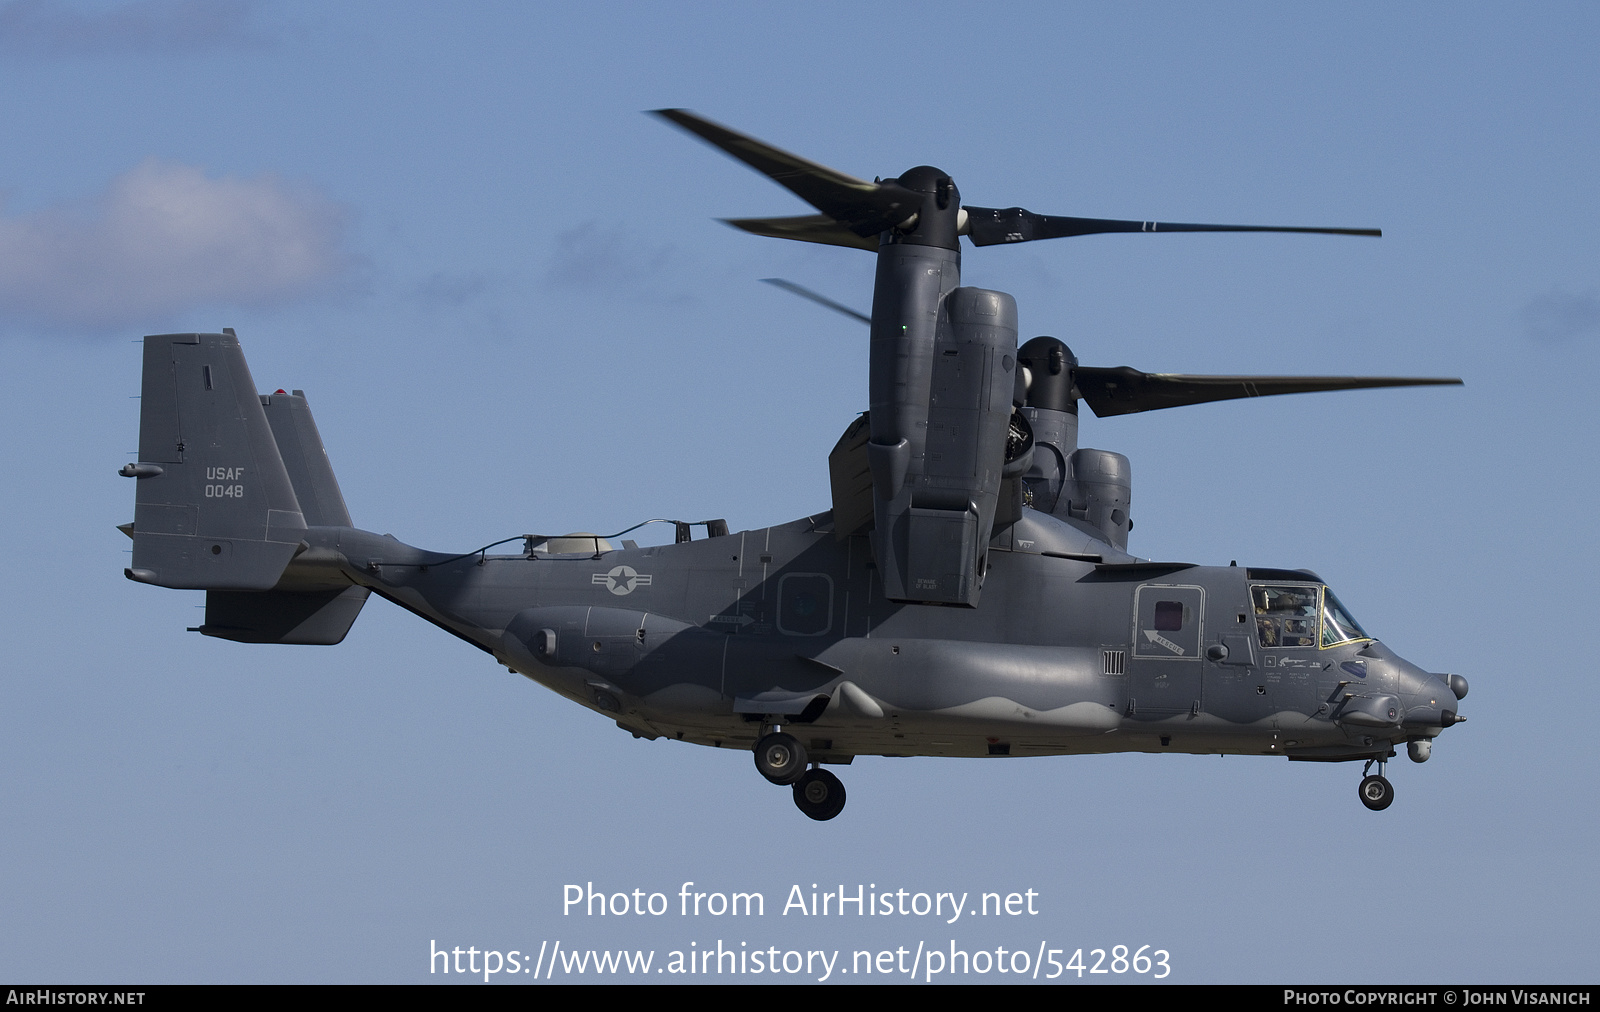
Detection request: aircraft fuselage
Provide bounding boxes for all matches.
[319,508,1455,768]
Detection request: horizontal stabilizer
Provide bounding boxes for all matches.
[195,586,369,645]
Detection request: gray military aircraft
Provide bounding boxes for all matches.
[120,110,1467,821]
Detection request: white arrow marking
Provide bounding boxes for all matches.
[1143,629,1186,655]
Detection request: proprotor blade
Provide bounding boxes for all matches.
[760,278,872,323]
[1074,370,1461,417]
[726,214,880,251]
[652,109,921,239]
[963,208,1381,247]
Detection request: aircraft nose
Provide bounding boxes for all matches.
[1403,671,1465,730]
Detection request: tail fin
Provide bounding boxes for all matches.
[260,389,353,527]
[124,330,371,644]
[125,331,307,590]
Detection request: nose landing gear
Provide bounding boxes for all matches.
[1358,757,1395,811]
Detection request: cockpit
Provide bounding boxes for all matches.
[1251,583,1370,650]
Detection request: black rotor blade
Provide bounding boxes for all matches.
[964,207,1380,247]
[727,214,879,251]
[652,109,920,238]
[761,278,872,324]
[1074,369,1461,418]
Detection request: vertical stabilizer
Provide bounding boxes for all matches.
[261,390,353,527]
[125,332,307,590]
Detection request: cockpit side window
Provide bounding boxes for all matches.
[1252,584,1319,648]
[1252,583,1372,649]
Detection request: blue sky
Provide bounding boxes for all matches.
[1,0,1596,984]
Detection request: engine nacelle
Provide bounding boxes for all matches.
[1014,336,1133,551]
[869,284,1020,607]
[1058,447,1132,551]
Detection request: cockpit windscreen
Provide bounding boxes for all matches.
[1252,584,1370,649]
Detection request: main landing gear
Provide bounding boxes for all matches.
[753,729,848,821]
[793,768,847,821]
[753,730,806,785]
[1358,757,1395,811]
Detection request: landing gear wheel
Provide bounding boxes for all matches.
[792,768,847,821]
[1359,774,1394,811]
[753,732,807,785]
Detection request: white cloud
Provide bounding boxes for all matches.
[0,0,263,56]
[0,160,352,330]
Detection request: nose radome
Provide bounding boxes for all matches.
[1400,670,1465,730]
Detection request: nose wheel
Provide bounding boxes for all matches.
[1358,758,1394,811]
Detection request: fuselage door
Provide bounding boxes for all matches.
[1128,584,1205,718]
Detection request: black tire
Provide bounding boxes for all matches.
[1358,774,1394,811]
[753,732,807,785]
[792,768,847,821]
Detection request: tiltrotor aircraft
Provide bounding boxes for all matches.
[120,110,1467,821]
